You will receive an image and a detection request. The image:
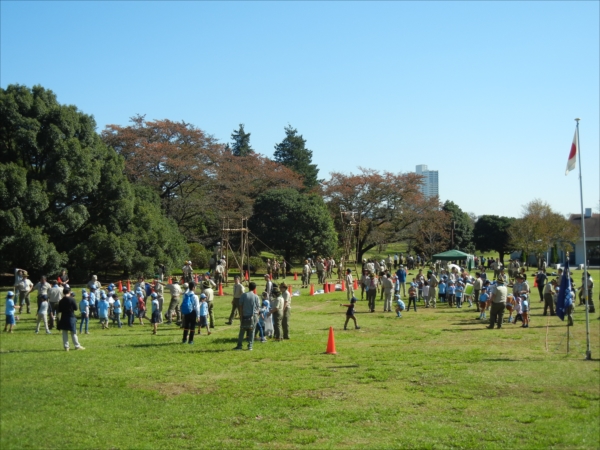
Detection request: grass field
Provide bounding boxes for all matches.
[1,270,599,449]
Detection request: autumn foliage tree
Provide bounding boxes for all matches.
[509,199,579,266]
[322,168,440,262]
[414,208,451,260]
[102,116,303,242]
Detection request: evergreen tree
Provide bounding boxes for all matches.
[273,125,319,189]
[230,123,254,156]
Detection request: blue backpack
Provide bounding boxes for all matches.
[181,292,194,315]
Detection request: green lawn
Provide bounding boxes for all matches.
[1,273,599,449]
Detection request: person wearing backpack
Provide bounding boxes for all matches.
[181,282,200,344]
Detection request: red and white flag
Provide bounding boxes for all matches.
[565,128,578,175]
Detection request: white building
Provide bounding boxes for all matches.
[415,164,439,199]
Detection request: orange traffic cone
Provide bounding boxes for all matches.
[269,273,272,280]
[294,272,298,280]
[353,279,358,290]
[245,271,249,281]
[288,285,292,294]
[324,283,329,293]
[341,280,346,292]
[127,280,131,291]
[218,284,224,296]
[325,327,337,355]
[168,277,172,284]
[118,280,123,292]
[309,284,315,296]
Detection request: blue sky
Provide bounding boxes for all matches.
[2,1,598,218]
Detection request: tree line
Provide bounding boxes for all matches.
[0,85,579,281]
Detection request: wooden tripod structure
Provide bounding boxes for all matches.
[219,217,251,287]
[340,209,360,273]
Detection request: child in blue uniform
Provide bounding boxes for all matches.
[79,294,89,334]
[197,294,211,336]
[4,291,16,333]
[394,294,405,318]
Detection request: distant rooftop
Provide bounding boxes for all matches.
[568,213,600,238]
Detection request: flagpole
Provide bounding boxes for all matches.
[575,118,591,361]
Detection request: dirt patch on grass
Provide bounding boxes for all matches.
[142,381,218,397]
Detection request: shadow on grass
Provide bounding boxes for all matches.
[0,348,65,354]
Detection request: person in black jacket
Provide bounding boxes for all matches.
[57,288,85,351]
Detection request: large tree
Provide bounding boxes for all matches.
[473,215,515,263]
[249,188,337,263]
[509,199,579,267]
[273,125,319,190]
[322,168,440,262]
[230,123,254,156]
[103,117,303,243]
[414,208,451,260]
[442,200,475,253]
[0,84,187,279]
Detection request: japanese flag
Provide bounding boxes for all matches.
[565,129,578,175]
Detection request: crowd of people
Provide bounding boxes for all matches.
[4,261,294,352]
[3,256,596,351]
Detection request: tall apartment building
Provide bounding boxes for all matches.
[415,164,439,199]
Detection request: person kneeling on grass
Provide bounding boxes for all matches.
[340,297,360,330]
[395,294,405,318]
[151,293,160,335]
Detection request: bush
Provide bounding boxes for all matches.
[247,256,265,275]
[189,243,211,272]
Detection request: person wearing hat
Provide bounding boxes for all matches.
[150,292,160,335]
[79,292,90,334]
[202,280,215,328]
[57,288,85,351]
[487,277,508,329]
[88,286,98,319]
[301,260,311,288]
[280,283,291,340]
[426,270,439,309]
[158,278,182,325]
[182,261,194,284]
[269,286,284,341]
[513,274,530,308]
[543,279,557,316]
[98,292,110,329]
[197,293,211,336]
[17,271,33,314]
[4,291,17,333]
[234,282,261,351]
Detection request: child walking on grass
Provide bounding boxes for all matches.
[478,290,489,320]
[79,293,89,334]
[197,294,211,336]
[98,294,110,329]
[35,294,51,334]
[150,293,160,334]
[137,291,146,326]
[4,291,16,333]
[340,297,360,330]
[407,283,417,312]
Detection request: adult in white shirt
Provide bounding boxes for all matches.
[280,282,292,340]
[18,272,34,314]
